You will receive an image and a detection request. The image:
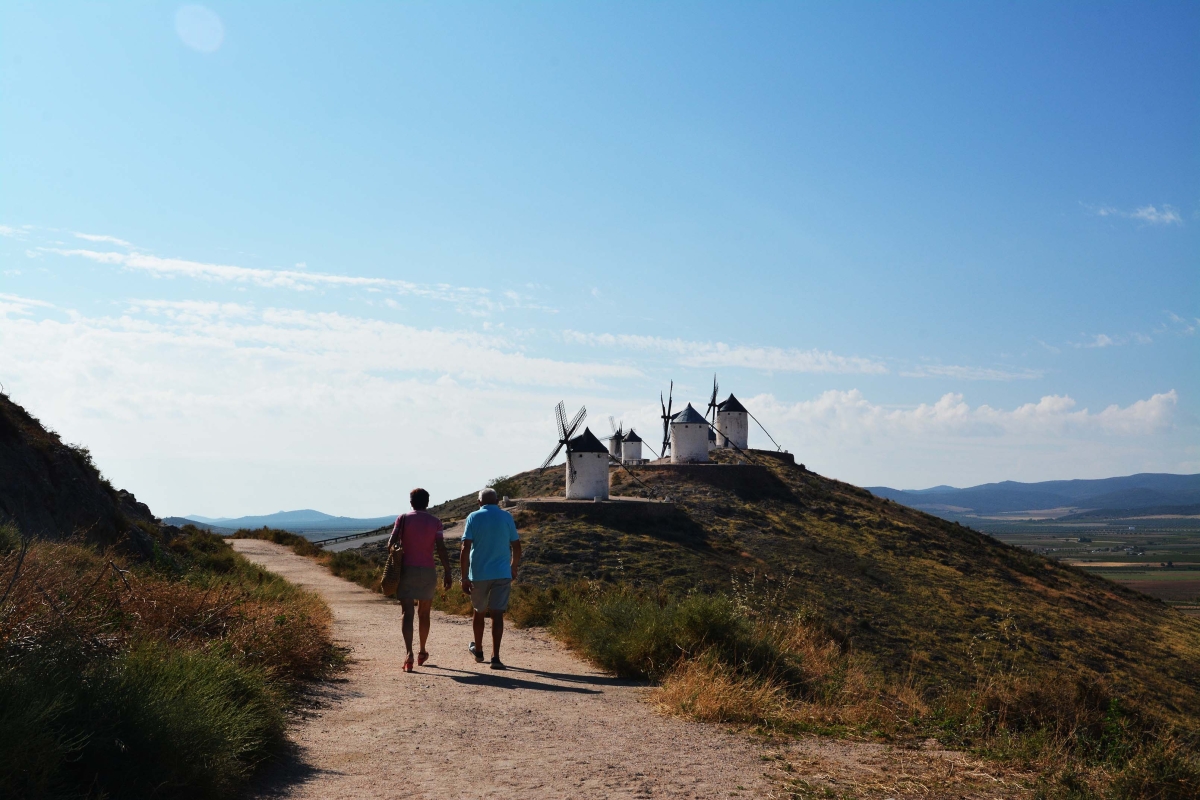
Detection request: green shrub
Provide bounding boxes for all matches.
[0,521,20,554]
[551,585,794,684]
[0,639,283,799]
[329,549,380,587]
[1110,740,1200,800]
[232,526,321,557]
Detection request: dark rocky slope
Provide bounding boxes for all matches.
[0,393,156,550]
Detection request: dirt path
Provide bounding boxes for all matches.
[233,539,776,799]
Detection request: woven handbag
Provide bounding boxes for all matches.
[379,515,404,596]
[380,545,401,596]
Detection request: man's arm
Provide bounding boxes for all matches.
[510,540,522,583]
[436,537,452,589]
[386,516,402,550]
[460,539,472,593]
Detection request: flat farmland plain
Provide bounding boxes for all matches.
[978,518,1200,615]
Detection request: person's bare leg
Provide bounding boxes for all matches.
[401,599,415,656]
[490,611,504,659]
[473,610,486,653]
[417,599,432,654]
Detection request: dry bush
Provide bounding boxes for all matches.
[0,538,333,682]
[0,531,338,799]
[656,652,792,725]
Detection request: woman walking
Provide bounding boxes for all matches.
[388,488,452,672]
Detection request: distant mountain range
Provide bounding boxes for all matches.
[867,473,1200,520]
[165,508,397,536]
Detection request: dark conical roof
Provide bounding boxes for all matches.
[622,428,642,443]
[718,394,747,413]
[567,427,609,453]
[671,403,707,425]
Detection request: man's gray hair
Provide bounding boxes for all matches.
[479,487,500,505]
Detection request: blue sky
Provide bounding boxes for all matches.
[1,2,1196,517]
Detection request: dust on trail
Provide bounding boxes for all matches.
[233,540,1030,800]
[233,539,775,799]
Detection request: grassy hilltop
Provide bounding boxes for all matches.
[412,450,1200,794]
[435,452,1200,716]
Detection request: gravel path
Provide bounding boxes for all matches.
[232,539,775,799]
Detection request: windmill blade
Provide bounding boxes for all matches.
[609,416,618,435]
[554,401,568,442]
[539,441,565,470]
[565,406,587,439]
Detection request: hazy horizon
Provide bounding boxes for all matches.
[2,3,1196,517]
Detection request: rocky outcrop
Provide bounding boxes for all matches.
[0,393,156,547]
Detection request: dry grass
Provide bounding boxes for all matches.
[0,527,339,798]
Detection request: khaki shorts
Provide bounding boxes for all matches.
[470,578,512,613]
[397,566,437,601]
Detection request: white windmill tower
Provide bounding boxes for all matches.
[565,428,610,499]
[621,428,644,464]
[538,402,610,500]
[716,394,749,449]
[604,417,625,461]
[670,403,710,463]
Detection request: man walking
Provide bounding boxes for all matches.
[461,487,521,670]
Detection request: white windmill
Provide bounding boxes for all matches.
[604,416,625,461]
[565,428,610,499]
[620,428,645,464]
[715,394,749,449]
[538,402,610,500]
[670,403,710,463]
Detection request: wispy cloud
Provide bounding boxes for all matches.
[1085,333,1117,348]
[899,364,1044,381]
[563,331,888,375]
[35,241,550,315]
[1072,331,1155,349]
[73,232,136,248]
[5,225,551,314]
[0,224,33,239]
[3,295,638,391]
[1088,203,1183,226]
[1161,312,1198,336]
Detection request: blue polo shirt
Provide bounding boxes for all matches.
[462,504,520,581]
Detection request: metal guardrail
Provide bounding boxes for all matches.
[311,526,391,548]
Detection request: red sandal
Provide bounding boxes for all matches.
[403,654,414,672]
[417,651,429,666]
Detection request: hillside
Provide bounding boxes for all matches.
[0,392,157,550]
[868,472,1200,520]
[0,393,338,799]
[431,452,1200,726]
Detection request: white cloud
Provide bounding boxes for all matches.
[563,330,888,374]
[0,294,646,514]
[1088,203,1183,226]
[73,232,136,248]
[741,389,1185,488]
[1163,312,1198,336]
[899,364,1044,381]
[39,244,549,313]
[1130,205,1183,226]
[0,293,1188,512]
[754,389,1177,440]
[1086,333,1116,348]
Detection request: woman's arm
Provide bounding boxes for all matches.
[386,515,403,550]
